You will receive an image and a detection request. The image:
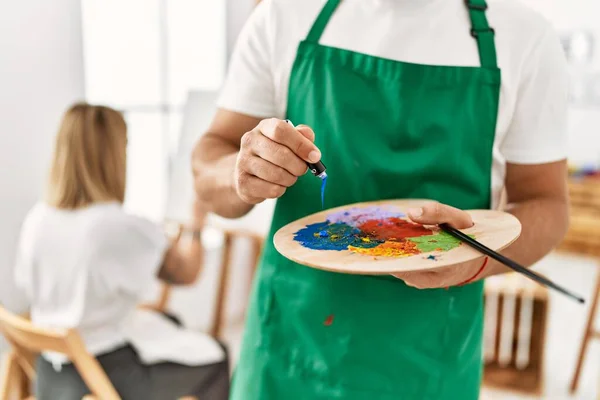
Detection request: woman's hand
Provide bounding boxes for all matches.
[392,202,486,289]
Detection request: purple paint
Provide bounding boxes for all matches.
[327,206,406,227]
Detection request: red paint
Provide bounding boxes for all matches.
[358,218,432,241]
[324,315,334,326]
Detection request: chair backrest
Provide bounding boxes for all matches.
[0,306,120,400]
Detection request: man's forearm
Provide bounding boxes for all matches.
[480,197,569,279]
[192,134,253,218]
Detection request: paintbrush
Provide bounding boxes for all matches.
[439,223,585,304]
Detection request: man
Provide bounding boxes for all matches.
[192,0,569,398]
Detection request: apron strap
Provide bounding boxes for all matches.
[305,0,342,43]
[465,0,498,68]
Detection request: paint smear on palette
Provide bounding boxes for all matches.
[327,206,406,226]
[349,240,420,257]
[358,218,431,241]
[293,205,464,258]
[294,221,380,251]
[409,231,464,252]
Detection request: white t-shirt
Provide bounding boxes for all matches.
[217,0,569,208]
[14,202,224,368]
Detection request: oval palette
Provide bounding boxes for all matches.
[273,199,522,274]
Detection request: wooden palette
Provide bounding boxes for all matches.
[273,199,521,274]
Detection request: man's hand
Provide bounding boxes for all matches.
[395,161,569,289]
[393,258,486,289]
[392,202,485,289]
[235,118,320,204]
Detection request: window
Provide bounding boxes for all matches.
[81,0,226,221]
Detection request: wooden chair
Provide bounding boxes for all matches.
[557,178,600,396]
[0,306,119,400]
[0,308,199,400]
[0,349,30,400]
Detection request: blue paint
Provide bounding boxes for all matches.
[427,255,438,261]
[293,221,381,251]
[320,176,328,209]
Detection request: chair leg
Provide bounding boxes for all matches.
[0,352,27,400]
[570,270,600,393]
[0,352,14,400]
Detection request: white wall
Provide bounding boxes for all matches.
[226,0,255,63]
[520,0,600,167]
[0,1,85,315]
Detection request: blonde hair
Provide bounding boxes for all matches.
[46,103,127,209]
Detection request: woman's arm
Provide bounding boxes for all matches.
[157,202,206,285]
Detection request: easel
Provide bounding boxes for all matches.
[557,178,600,395]
[154,219,267,340]
[210,228,264,339]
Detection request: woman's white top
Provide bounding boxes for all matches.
[14,202,224,369]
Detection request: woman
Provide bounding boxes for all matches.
[14,103,229,400]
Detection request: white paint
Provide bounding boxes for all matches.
[0,0,85,353]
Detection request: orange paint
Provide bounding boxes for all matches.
[349,240,420,257]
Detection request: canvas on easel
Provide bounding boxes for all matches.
[164,90,219,224]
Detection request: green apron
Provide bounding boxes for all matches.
[231,0,500,398]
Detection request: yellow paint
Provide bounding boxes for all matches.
[349,240,420,257]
